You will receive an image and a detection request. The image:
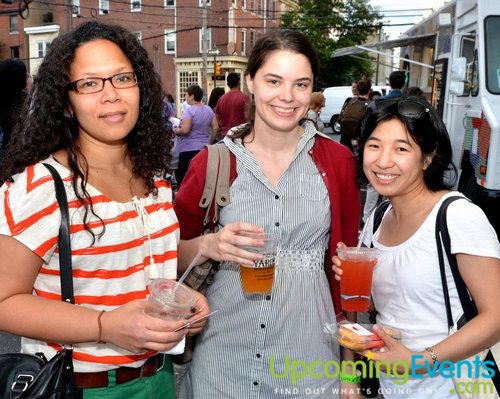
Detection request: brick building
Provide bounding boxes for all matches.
[1,0,297,111]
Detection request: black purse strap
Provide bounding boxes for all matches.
[435,196,477,328]
[42,163,75,304]
[435,195,500,394]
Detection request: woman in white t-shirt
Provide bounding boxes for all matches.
[333,96,500,398]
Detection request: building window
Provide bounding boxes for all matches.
[250,31,255,49]
[241,30,246,55]
[250,0,255,12]
[179,71,200,107]
[10,15,18,33]
[99,0,109,15]
[199,0,211,5]
[199,28,212,54]
[11,46,20,58]
[131,0,141,11]
[72,0,80,16]
[271,1,277,20]
[242,0,246,8]
[165,29,176,53]
[165,0,174,6]
[37,41,49,58]
[232,0,236,5]
[133,31,142,43]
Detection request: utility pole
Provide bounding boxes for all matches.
[66,0,73,32]
[201,0,208,98]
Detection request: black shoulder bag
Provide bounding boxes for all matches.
[436,196,500,397]
[0,163,81,399]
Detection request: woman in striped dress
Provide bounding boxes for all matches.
[0,21,257,398]
[175,30,361,398]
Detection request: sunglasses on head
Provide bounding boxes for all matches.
[377,98,430,119]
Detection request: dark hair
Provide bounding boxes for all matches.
[0,59,28,150]
[356,79,372,96]
[357,96,457,191]
[208,87,225,109]
[226,72,240,89]
[186,85,203,102]
[232,29,319,140]
[407,86,424,97]
[0,21,169,240]
[389,71,406,90]
[369,91,381,100]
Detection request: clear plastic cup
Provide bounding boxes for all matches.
[146,279,196,320]
[337,247,379,312]
[239,233,278,294]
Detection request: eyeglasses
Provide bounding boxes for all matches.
[377,98,430,119]
[68,72,138,94]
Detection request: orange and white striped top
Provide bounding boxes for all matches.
[0,156,180,372]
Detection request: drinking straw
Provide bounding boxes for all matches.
[357,220,370,249]
[177,251,202,286]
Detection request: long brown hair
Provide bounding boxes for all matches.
[231,29,319,140]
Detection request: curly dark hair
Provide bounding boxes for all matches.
[232,29,319,141]
[357,96,457,191]
[0,21,170,239]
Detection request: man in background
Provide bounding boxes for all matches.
[383,70,406,98]
[215,73,249,137]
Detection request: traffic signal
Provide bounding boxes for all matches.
[215,62,221,76]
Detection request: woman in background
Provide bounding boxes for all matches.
[173,85,218,186]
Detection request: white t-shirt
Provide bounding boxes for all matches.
[362,192,500,398]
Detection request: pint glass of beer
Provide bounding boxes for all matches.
[239,233,277,294]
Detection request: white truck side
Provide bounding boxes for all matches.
[434,0,500,237]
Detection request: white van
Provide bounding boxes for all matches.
[319,85,391,128]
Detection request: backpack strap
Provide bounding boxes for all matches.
[199,143,231,229]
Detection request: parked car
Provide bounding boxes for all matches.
[319,85,391,128]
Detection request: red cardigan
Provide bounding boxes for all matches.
[174,135,361,317]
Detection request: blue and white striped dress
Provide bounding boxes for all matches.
[179,122,341,398]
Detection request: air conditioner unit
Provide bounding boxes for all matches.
[102,9,108,14]
[43,12,53,23]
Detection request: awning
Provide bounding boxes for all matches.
[331,33,437,69]
[332,33,436,58]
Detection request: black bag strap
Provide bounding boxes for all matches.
[435,196,477,328]
[435,195,500,394]
[370,200,390,248]
[42,163,75,304]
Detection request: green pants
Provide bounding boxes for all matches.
[83,356,175,399]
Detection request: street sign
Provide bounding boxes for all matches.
[208,49,220,56]
[212,75,225,80]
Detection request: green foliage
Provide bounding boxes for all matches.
[281,0,382,89]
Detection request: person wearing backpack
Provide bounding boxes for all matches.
[332,96,500,398]
[338,79,371,153]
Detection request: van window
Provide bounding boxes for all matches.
[460,35,475,97]
[485,16,500,94]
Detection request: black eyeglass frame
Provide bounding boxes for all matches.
[67,72,138,94]
[376,98,430,120]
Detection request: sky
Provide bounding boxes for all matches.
[368,0,449,39]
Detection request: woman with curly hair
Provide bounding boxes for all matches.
[0,21,263,398]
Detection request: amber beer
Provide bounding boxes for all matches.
[240,254,276,294]
[238,232,277,294]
